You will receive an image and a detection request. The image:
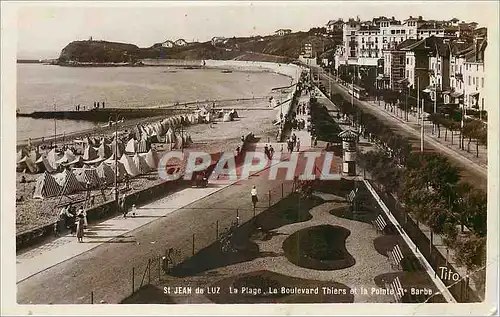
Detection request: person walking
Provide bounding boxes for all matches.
[76,213,85,243]
[269,145,275,159]
[296,138,301,152]
[121,194,128,218]
[251,185,258,210]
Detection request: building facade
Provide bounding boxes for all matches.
[275,29,292,36]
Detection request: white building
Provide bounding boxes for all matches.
[463,37,487,111]
[174,39,188,46]
[161,40,175,48]
[275,29,292,36]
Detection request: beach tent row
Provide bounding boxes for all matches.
[32,149,160,199]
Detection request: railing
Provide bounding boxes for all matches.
[88,177,300,304]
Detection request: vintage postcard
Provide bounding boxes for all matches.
[1,1,498,315]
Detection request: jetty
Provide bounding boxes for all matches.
[16,96,276,122]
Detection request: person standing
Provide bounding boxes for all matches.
[269,145,275,159]
[121,194,128,218]
[251,185,258,209]
[76,213,85,242]
[296,138,301,152]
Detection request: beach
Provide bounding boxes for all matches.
[16,62,301,235]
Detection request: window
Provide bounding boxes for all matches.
[391,30,395,34]
[406,70,409,77]
[401,37,404,42]
[362,37,365,43]
[375,37,378,43]
[473,77,475,85]
[482,77,484,88]
[476,77,479,88]
[476,65,479,71]
[407,57,409,64]
[468,76,471,85]
[400,56,405,64]
[399,69,404,77]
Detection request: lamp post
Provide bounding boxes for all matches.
[53,103,57,147]
[114,113,119,211]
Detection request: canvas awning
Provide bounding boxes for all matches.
[469,91,479,97]
[450,92,463,98]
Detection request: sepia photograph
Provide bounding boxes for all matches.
[1,1,498,315]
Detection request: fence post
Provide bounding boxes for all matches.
[216,220,219,239]
[281,183,284,198]
[158,257,161,282]
[430,231,433,257]
[268,190,271,207]
[192,234,195,256]
[236,208,239,220]
[132,267,135,294]
[91,291,93,304]
[148,259,151,284]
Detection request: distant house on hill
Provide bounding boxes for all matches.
[326,19,344,33]
[211,37,226,46]
[174,39,188,46]
[161,40,175,48]
[275,29,292,36]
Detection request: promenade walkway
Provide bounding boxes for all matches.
[16,177,240,284]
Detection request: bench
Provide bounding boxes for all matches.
[387,244,404,270]
[371,214,387,233]
[390,276,404,303]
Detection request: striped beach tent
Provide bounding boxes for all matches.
[137,137,150,153]
[230,109,239,118]
[17,156,37,173]
[133,153,150,174]
[125,138,139,154]
[142,148,159,169]
[109,138,125,158]
[101,137,112,145]
[223,112,233,122]
[104,159,127,181]
[97,142,112,158]
[35,155,55,173]
[83,136,95,147]
[164,128,177,144]
[73,167,102,189]
[33,171,62,199]
[96,162,115,185]
[46,148,62,171]
[119,154,140,177]
[83,145,98,161]
[53,169,84,195]
[56,149,76,165]
[17,148,29,162]
[62,156,84,168]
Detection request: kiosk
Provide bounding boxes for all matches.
[338,130,358,176]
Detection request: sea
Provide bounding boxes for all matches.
[16,64,290,141]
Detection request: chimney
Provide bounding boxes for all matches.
[418,16,423,21]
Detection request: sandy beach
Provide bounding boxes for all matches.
[15,93,283,234]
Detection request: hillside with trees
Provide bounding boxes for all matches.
[57,31,337,64]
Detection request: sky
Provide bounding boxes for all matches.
[14,1,498,59]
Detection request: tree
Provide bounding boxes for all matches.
[454,235,487,273]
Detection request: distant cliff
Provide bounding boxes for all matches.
[58,40,141,64]
[57,33,336,65]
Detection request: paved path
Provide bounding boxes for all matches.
[16,179,234,283]
[16,152,306,303]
